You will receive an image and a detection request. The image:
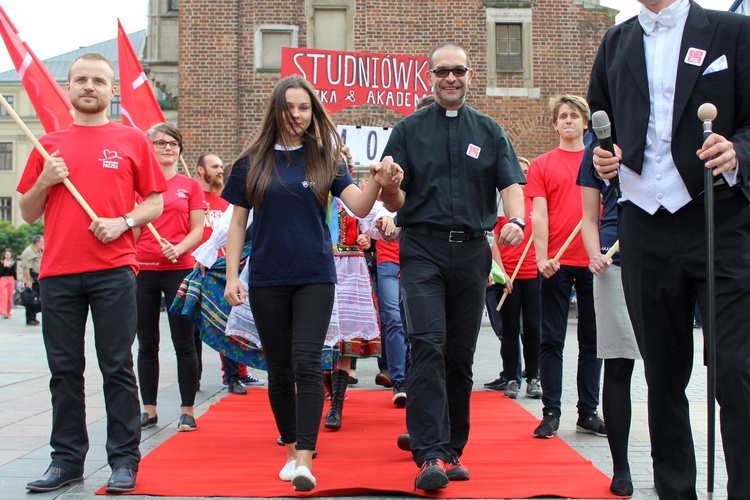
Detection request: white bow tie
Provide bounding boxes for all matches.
[639,9,677,35]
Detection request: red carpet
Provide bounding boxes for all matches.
[98,389,621,498]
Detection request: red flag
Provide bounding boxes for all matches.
[0,5,74,132]
[117,19,165,131]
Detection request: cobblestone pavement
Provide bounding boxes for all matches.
[0,304,727,499]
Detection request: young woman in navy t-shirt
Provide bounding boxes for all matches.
[222,75,398,492]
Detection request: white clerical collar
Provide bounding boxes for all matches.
[445,109,458,117]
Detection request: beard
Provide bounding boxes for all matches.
[206,173,224,191]
[71,94,110,114]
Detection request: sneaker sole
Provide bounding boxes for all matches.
[392,393,406,407]
[483,386,506,392]
[26,478,83,492]
[292,475,316,491]
[415,470,449,490]
[526,392,542,399]
[106,484,136,493]
[177,425,197,432]
[533,429,557,439]
[504,391,518,399]
[576,425,606,437]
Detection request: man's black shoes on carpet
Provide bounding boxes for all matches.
[445,456,470,481]
[26,466,83,492]
[106,467,137,493]
[415,458,448,491]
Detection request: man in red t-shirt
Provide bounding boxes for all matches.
[193,153,265,394]
[17,53,166,494]
[524,95,603,440]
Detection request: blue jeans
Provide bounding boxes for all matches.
[377,261,407,384]
[539,265,601,416]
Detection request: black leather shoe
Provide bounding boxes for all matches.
[140,412,158,429]
[227,376,247,395]
[610,478,634,496]
[26,466,83,492]
[106,467,137,493]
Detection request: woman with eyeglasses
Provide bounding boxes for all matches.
[136,123,205,432]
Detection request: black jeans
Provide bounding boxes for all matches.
[248,283,335,451]
[39,267,141,473]
[136,269,198,408]
[399,230,490,466]
[539,265,600,416]
[500,276,541,382]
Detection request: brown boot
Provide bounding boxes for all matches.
[324,369,348,430]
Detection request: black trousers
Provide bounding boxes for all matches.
[620,190,750,500]
[399,230,490,466]
[136,269,198,408]
[500,276,541,382]
[39,267,141,473]
[248,283,334,451]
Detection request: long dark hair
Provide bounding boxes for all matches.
[238,75,342,208]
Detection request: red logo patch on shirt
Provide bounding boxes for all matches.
[684,47,707,67]
[466,144,481,159]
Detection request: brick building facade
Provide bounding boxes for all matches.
[173,0,616,166]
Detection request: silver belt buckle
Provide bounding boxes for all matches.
[449,231,465,243]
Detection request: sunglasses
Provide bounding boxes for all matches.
[153,140,180,150]
[429,66,470,78]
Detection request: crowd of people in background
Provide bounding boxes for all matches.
[10,1,750,498]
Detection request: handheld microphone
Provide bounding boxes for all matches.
[591,110,622,198]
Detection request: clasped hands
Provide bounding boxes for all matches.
[370,156,404,191]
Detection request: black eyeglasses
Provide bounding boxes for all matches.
[429,66,470,78]
[153,140,180,150]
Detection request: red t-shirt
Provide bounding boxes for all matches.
[17,122,166,279]
[137,174,205,270]
[376,238,400,265]
[201,190,230,245]
[494,196,536,279]
[524,147,588,267]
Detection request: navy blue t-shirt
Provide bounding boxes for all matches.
[222,146,353,286]
[576,143,620,266]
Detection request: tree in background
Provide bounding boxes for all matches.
[0,220,44,257]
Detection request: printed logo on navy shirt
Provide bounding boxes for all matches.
[302,180,316,188]
[99,149,123,169]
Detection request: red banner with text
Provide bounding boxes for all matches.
[281,47,431,117]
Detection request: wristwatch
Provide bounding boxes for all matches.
[122,215,135,230]
[508,217,526,230]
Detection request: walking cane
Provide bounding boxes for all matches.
[496,235,534,311]
[698,103,717,499]
[0,92,98,221]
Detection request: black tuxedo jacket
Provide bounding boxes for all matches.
[587,1,750,200]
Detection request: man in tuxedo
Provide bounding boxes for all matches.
[588,1,750,498]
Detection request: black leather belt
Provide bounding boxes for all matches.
[408,225,486,243]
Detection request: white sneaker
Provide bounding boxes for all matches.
[292,465,316,491]
[279,459,296,481]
